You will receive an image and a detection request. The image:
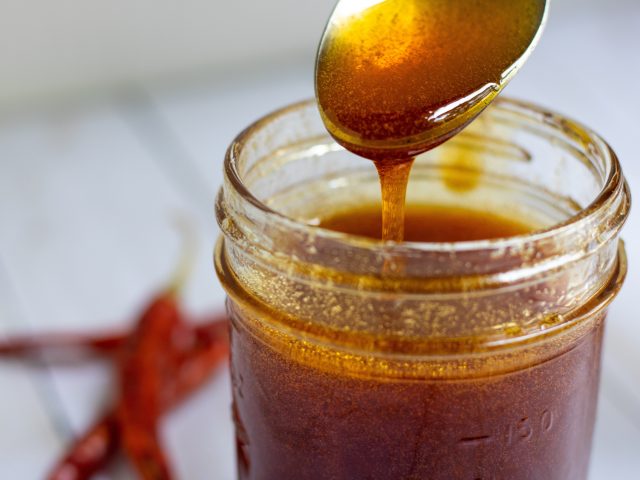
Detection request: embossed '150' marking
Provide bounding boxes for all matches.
[458,409,554,448]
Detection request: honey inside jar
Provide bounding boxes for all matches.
[231,274,604,480]
[226,200,605,480]
[227,201,605,480]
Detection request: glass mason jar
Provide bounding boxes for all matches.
[215,98,630,480]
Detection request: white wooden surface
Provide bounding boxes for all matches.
[1,2,639,479]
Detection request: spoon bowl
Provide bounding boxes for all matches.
[316,0,548,161]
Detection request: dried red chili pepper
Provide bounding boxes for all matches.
[5,224,230,479]
[48,317,228,480]
[48,413,119,480]
[116,292,183,479]
[0,332,125,363]
[0,316,227,364]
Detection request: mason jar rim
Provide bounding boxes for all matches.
[224,97,629,257]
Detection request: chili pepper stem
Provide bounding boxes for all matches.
[165,216,198,297]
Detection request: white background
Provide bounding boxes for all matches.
[0,0,639,478]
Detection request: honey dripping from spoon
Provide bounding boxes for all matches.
[316,0,547,242]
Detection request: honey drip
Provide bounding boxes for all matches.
[375,160,413,242]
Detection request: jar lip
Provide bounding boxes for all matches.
[224,97,629,255]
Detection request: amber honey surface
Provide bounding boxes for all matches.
[320,203,533,242]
